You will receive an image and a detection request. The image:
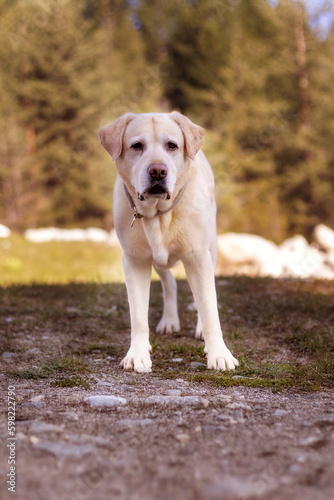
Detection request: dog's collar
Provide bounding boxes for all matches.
[123,180,189,227]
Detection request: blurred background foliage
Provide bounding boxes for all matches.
[0,0,334,242]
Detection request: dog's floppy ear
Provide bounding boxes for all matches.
[171,111,205,160]
[98,113,135,161]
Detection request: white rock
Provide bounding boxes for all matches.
[25,228,60,243]
[25,227,100,243]
[55,228,87,241]
[0,224,11,238]
[86,227,109,243]
[217,233,278,265]
[279,234,309,254]
[84,395,127,407]
[313,224,334,252]
[217,232,281,277]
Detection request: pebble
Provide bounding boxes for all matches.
[84,395,127,407]
[175,433,191,444]
[226,402,252,411]
[118,418,154,427]
[1,351,17,358]
[200,475,260,499]
[298,435,325,447]
[29,421,64,434]
[164,389,182,397]
[186,302,197,312]
[273,409,289,417]
[22,401,45,409]
[33,441,96,458]
[172,358,183,363]
[189,362,207,369]
[144,395,203,406]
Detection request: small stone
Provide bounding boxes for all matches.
[33,441,96,458]
[165,389,182,396]
[172,358,183,363]
[186,302,197,312]
[226,402,252,411]
[27,348,41,355]
[273,409,288,417]
[2,351,17,358]
[16,432,26,441]
[298,435,325,447]
[217,280,230,286]
[29,421,64,434]
[201,397,210,408]
[175,433,190,444]
[31,395,45,402]
[189,362,207,370]
[231,409,244,420]
[65,307,82,315]
[22,401,45,409]
[84,395,127,407]
[200,476,259,499]
[118,418,154,427]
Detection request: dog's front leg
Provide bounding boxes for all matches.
[120,255,152,373]
[184,251,238,371]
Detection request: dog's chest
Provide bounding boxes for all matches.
[142,216,180,269]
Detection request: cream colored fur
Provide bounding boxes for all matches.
[99,112,238,373]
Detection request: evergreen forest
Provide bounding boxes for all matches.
[1,0,334,242]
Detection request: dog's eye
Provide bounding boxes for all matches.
[131,142,143,151]
[167,142,178,151]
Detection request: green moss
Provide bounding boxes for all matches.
[51,376,91,389]
[7,355,90,380]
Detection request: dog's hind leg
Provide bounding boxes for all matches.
[154,265,180,334]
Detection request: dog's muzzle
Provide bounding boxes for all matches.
[141,164,170,199]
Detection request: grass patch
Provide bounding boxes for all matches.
[0,234,123,285]
[7,355,90,380]
[51,376,92,389]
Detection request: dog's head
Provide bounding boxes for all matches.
[98,112,205,202]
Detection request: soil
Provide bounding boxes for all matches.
[0,278,333,500]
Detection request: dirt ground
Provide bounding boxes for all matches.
[0,278,333,500]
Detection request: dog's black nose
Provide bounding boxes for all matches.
[148,164,168,180]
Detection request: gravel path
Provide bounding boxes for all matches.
[1,371,333,500]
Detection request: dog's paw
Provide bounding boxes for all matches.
[120,349,152,373]
[156,315,180,334]
[206,346,239,371]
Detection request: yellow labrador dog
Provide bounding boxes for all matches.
[99,112,238,373]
